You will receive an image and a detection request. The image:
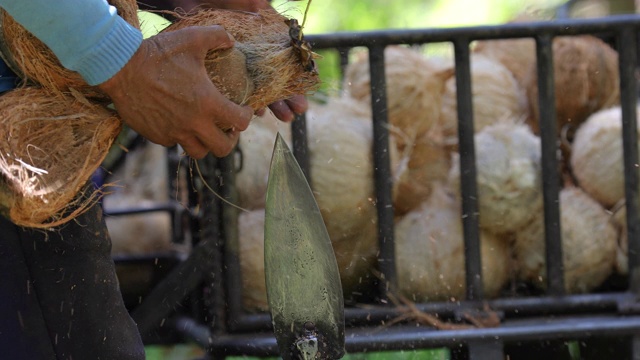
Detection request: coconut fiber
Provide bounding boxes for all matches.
[164,8,320,112]
[0,87,121,228]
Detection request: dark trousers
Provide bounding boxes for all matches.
[0,204,145,360]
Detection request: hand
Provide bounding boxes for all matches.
[98,26,254,159]
[258,95,308,122]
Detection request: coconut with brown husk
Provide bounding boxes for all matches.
[524,35,619,136]
[163,8,320,113]
[343,45,452,150]
[0,86,122,228]
[0,0,140,99]
[513,186,618,294]
[395,182,511,302]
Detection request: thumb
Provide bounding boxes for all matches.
[189,25,236,52]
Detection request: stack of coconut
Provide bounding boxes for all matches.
[234,20,630,311]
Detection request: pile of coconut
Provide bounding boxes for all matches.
[231,31,629,312]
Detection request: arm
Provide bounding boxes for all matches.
[0,0,254,158]
[0,0,141,85]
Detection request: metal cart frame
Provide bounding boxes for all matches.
[114,13,640,360]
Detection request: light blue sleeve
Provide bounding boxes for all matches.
[0,0,142,85]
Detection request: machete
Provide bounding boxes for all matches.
[264,133,345,360]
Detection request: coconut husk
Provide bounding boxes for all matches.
[524,35,620,135]
[0,87,122,228]
[395,182,511,302]
[513,186,618,294]
[438,54,530,150]
[343,46,452,150]
[0,0,140,99]
[164,8,320,112]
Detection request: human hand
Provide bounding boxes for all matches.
[257,94,309,122]
[98,26,253,159]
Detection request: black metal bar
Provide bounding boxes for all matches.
[634,334,640,360]
[130,155,223,337]
[367,45,397,295]
[219,155,245,331]
[291,112,311,184]
[104,202,179,216]
[307,14,640,48]
[453,38,483,301]
[228,292,634,332]
[535,33,565,296]
[617,26,640,293]
[210,315,640,357]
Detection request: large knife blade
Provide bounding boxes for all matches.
[264,133,345,360]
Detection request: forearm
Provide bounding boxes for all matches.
[0,0,142,85]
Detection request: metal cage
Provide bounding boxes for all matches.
[115,13,640,360]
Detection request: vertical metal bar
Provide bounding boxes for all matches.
[467,340,504,360]
[535,33,565,296]
[453,38,483,301]
[291,113,311,185]
[617,26,640,294]
[219,154,244,331]
[337,46,351,81]
[368,45,397,293]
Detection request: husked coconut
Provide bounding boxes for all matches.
[610,203,630,275]
[343,46,452,149]
[570,106,640,209]
[513,186,618,293]
[237,208,269,312]
[525,35,619,135]
[103,142,174,255]
[449,123,543,234]
[307,96,399,241]
[473,14,541,87]
[439,54,530,148]
[395,182,511,302]
[237,208,379,312]
[393,131,452,215]
[235,111,292,210]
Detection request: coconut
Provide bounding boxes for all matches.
[438,54,530,149]
[0,0,141,99]
[164,8,320,112]
[103,142,174,255]
[393,131,452,215]
[342,45,452,149]
[449,123,543,234]
[237,208,379,312]
[235,111,292,210]
[472,14,540,87]
[307,96,399,241]
[0,86,122,228]
[570,106,640,209]
[513,186,618,293]
[237,208,269,312]
[524,35,619,135]
[395,182,511,302]
[610,203,629,275]
[473,37,536,88]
